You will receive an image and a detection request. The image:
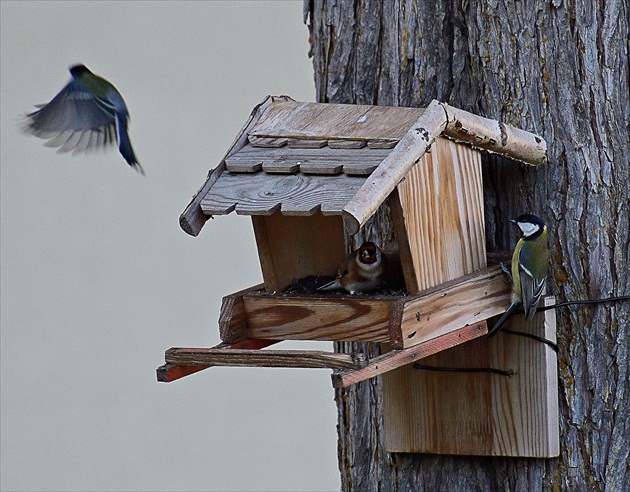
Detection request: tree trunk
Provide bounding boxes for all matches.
[305,1,629,490]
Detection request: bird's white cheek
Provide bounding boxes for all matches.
[519,223,539,237]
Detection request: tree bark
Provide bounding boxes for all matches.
[305,1,629,490]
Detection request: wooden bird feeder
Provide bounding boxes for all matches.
[157,96,558,457]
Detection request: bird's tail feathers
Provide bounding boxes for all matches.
[486,301,519,338]
[115,115,144,174]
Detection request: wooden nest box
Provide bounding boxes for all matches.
[158,96,558,458]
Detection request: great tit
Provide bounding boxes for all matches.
[487,213,548,338]
[318,241,385,294]
[24,64,143,174]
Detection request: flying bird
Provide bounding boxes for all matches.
[318,241,386,294]
[487,213,549,338]
[24,64,143,174]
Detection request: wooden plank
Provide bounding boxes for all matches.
[165,347,361,370]
[224,157,263,173]
[287,138,328,148]
[179,95,284,236]
[384,296,558,457]
[262,161,301,173]
[226,144,392,163]
[367,139,398,149]
[299,162,343,175]
[342,100,447,235]
[328,139,367,149]
[251,213,346,292]
[248,135,288,147]
[200,172,365,216]
[219,283,264,343]
[243,294,397,342]
[250,99,425,141]
[156,338,279,382]
[332,321,487,388]
[396,137,486,291]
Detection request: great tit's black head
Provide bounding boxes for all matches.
[358,241,379,264]
[511,213,546,238]
[69,64,90,77]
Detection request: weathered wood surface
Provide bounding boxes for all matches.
[307,0,629,489]
[164,347,361,370]
[384,296,558,457]
[179,95,287,236]
[332,321,487,388]
[397,264,510,348]
[251,213,345,292]
[199,171,366,216]
[249,99,425,141]
[396,137,486,292]
[243,294,397,342]
[225,144,390,175]
[157,338,279,382]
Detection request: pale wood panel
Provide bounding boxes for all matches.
[396,137,487,290]
[251,213,346,292]
[199,172,365,216]
[384,296,558,457]
[250,99,425,141]
[243,294,395,342]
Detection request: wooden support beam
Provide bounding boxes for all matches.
[164,347,362,370]
[156,338,279,383]
[332,321,487,388]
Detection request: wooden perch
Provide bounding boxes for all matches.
[332,321,487,388]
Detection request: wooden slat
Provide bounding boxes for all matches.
[243,294,397,342]
[165,347,361,370]
[328,139,367,149]
[224,158,263,173]
[226,144,391,163]
[332,321,487,388]
[250,99,425,141]
[200,172,365,216]
[299,162,343,175]
[248,135,288,147]
[367,139,398,149]
[157,338,279,382]
[287,138,328,148]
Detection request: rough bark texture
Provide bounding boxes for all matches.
[305,1,629,490]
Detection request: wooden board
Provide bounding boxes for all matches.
[384,296,558,457]
[251,213,346,292]
[395,137,486,290]
[199,172,366,216]
[243,294,397,342]
[249,99,425,141]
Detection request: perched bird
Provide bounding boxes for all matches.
[24,64,143,174]
[318,241,385,294]
[487,213,549,338]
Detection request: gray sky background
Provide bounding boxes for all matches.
[1,2,340,491]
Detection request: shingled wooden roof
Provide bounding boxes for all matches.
[181,96,546,236]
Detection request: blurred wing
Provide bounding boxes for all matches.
[25,79,117,153]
